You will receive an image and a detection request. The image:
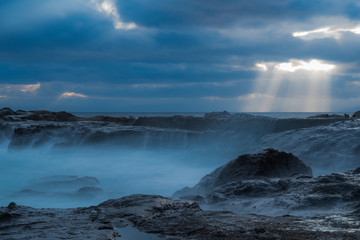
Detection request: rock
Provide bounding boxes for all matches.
[1,194,360,239]
[76,187,103,195]
[86,115,134,124]
[21,110,79,122]
[353,167,360,174]
[0,107,16,116]
[29,175,100,192]
[174,149,312,196]
[175,166,360,216]
[307,114,344,119]
[204,111,232,119]
[352,111,360,118]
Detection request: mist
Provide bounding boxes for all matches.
[0,142,226,208]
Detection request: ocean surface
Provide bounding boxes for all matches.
[72,112,349,119]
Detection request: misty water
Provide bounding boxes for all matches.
[0,112,356,209]
[0,141,227,208]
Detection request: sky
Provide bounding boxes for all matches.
[1,0,360,112]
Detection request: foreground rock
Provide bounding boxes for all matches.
[1,194,360,240]
[174,149,312,196]
[174,150,360,216]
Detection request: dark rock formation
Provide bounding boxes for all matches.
[174,149,312,196]
[204,111,233,118]
[87,115,135,124]
[352,111,360,118]
[1,194,360,239]
[307,114,345,119]
[0,107,16,116]
[21,110,79,122]
[174,157,360,216]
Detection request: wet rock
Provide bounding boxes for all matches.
[352,111,360,118]
[174,149,312,196]
[0,107,16,116]
[1,194,360,239]
[176,168,360,216]
[29,175,100,191]
[353,167,360,174]
[0,212,13,222]
[76,187,103,195]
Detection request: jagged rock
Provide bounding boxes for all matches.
[21,110,79,122]
[1,194,360,239]
[174,149,312,196]
[0,107,16,116]
[204,111,232,118]
[175,166,360,216]
[352,111,360,118]
[353,167,360,174]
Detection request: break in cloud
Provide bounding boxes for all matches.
[60,92,88,98]
[1,0,360,112]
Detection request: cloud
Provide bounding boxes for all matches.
[201,96,227,101]
[60,92,88,98]
[0,82,41,94]
[254,59,336,73]
[19,82,41,92]
[348,81,360,87]
[236,93,273,101]
[293,25,360,40]
[91,0,137,30]
[275,59,336,72]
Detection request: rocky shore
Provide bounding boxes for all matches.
[2,108,360,239]
[2,148,360,239]
[2,194,360,240]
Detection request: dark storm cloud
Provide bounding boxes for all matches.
[118,0,350,28]
[1,0,360,111]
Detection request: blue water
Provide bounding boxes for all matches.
[72,112,349,119]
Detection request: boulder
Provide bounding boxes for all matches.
[174,148,312,196]
[352,111,360,118]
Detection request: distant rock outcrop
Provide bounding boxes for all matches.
[21,111,79,122]
[307,114,345,119]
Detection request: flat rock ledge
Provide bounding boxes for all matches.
[1,194,360,240]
